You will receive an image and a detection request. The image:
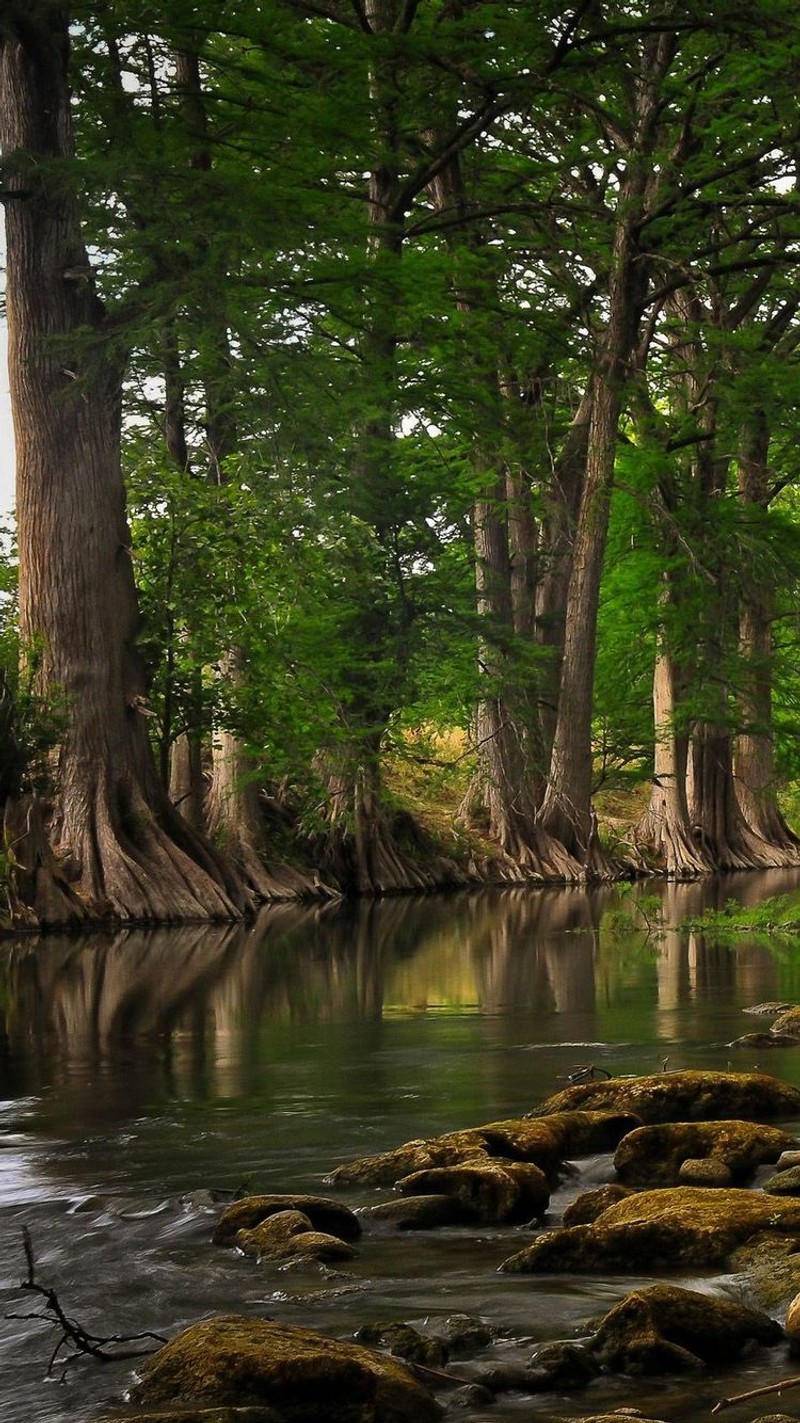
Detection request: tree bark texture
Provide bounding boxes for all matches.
[0,12,244,923]
[733,414,800,859]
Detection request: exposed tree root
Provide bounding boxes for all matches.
[311,761,464,896]
[634,792,716,880]
[206,731,325,902]
[2,795,90,929]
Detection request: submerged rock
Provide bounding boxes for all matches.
[588,1284,782,1374]
[397,1158,549,1224]
[213,1195,361,1247]
[530,1071,800,1124]
[613,1120,795,1187]
[129,1315,443,1423]
[500,1187,800,1274]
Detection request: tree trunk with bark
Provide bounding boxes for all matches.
[734,413,800,860]
[634,615,713,878]
[0,11,245,923]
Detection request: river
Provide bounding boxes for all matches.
[3,872,800,1423]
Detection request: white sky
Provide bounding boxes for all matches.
[0,214,15,517]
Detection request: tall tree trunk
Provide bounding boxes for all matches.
[0,11,244,923]
[734,413,800,859]
[634,600,713,878]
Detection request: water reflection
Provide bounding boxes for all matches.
[3,873,800,1117]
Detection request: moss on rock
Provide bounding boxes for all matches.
[236,1210,357,1264]
[588,1284,782,1374]
[130,1316,442,1423]
[563,1185,636,1226]
[328,1111,639,1190]
[530,1071,800,1125]
[613,1121,795,1187]
[213,1196,361,1247]
[360,1194,473,1230]
[397,1159,549,1224]
[500,1188,800,1274]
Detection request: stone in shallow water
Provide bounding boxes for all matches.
[613,1120,795,1187]
[530,1070,800,1125]
[397,1158,549,1224]
[236,1209,357,1264]
[354,1322,448,1369]
[500,1187,800,1275]
[588,1283,782,1374]
[563,1184,635,1226]
[762,1165,800,1195]
[360,1194,473,1230]
[129,1315,443,1423]
[213,1194,362,1247]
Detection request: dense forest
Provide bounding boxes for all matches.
[2,0,800,926]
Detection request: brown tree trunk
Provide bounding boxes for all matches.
[634,618,713,878]
[734,414,800,859]
[0,12,245,923]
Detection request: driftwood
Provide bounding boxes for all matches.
[6,1227,167,1380]
[713,1374,800,1413]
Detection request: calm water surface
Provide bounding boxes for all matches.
[4,874,800,1423]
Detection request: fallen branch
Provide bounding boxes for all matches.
[712,1374,800,1414]
[7,1227,167,1380]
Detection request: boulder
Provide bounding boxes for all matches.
[786,1290,800,1351]
[728,1033,800,1050]
[563,1185,636,1226]
[236,1210,356,1264]
[772,1007,800,1036]
[762,1165,800,1196]
[677,1158,732,1187]
[397,1159,549,1224]
[500,1187,800,1274]
[613,1121,795,1187]
[728,1233,800,1310]
[360,1195,473,1231]
[354,1323,448,1369]
[105,1411,281,1423]
[214,1195,361,1247]
[530,1071,800,1125]
[527,1340,598,1389]
[434,1315,494,1357]
[129,1316,442,1423]
[328,1111,639,1189]
[588,1284,782,1374]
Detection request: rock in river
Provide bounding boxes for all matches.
[588,1283,782,1374]
[613,1120,796,1187]
[328,1110,639,1189]
[213,1194,361,1247]
[235,1209,357,1264]
[530,1070,800,1124]
[129,1315,442,1423]
[500,1187,800,1274]
[397,1158,550,1224]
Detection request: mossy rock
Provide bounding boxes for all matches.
[764,1165,800,1196]
[328,1111,639,1190]
[772,1007,800,1036]
[527,1340,599,1389]
[360,1195,473,1231]
[728,1232,800,1311]
[677,1158,732,1187]
[729,1033,800,1050]
[613,1121,796,1187]
[531,1071,800,1125]
[500,1187,800,1274]
[397,1159,549,1224]
[327,1136,487,1189]
[563,1185,636,1226]
[588,1284,782,1374]
[214,1195,361,1247]
[236,1210,357,1264]
[130,1316,442,1423]
[354,1323,448,1369]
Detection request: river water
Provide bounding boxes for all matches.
[3,872,800,1423]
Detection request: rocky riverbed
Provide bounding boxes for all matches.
[107,1069,800,1423]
